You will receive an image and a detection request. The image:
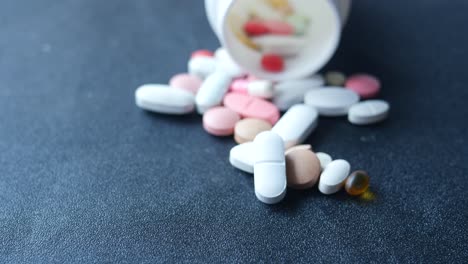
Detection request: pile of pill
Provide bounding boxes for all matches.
[135,48,389,204]
[229,0,310,73]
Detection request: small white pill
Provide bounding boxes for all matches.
[188,56,217,79]
[316,152,332,171]
[348,100,390,125]
[318,159,351,195]
[195,71,231,114]
[254,131,287,204]
[135,84,195,114]
[273,75,324,111]
[248,80,274,99]
[214,48,246,78]
[251,35,306,56]
[229,142,255,174]
[272,104,318,148]
[304,87,360,116]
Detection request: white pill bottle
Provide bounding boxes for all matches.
[205,0,351,81]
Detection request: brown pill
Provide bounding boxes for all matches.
[325,71,347,87]
[345,170,370,196]
[234,118,272,144]
[285,145,321,190]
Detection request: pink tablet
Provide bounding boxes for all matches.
[223,93,280,125]
[169,74,203,95]
[203,106,241,136]
[345,74,381,99]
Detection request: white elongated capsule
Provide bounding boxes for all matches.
[188,56,217,79]
[305,87,360,116]
[318,159,351,195]
[248,80,274,99]
[316,152,333,171]
[348,100,390,125]
[251,35,306,57]
[253,131,287,204]
[273,75,324,111]
[214,48,246,78]
[272,104,318,148]
[229,142,255,174]
[195,71,231,114]
[135,84,195,114]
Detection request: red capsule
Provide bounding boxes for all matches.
[244,21,270,36]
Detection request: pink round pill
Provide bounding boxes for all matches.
[223,93,280,125]
[229,79,249,94]
[169,74,203,95]
[345,74,381,99]
[203,107,241,136]
[263,20,295,35]
[191,49,214,58]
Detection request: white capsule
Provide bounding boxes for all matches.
[304,87,360,116]
[135,84,195,114]
[229,142,255,174]
[248,80,274,99]
[195,72,231,114]
[273,75,324,111]
[318,159,350,195]
[253,131,287,204]
[214,48,246,78]
[316,152,333,171]
[188,56,217,79]
[272,104,318,148]
[348,100,390,125]
[251,35,306,56]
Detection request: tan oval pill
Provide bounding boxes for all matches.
[285,145,321,190]
[234,118,272,144]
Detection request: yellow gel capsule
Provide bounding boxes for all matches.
[345,170,370,196]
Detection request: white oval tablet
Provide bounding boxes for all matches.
[273,75,324,111]
[135,84,195,114]
[348,100,390,125]
[318,159,350,195]
[248,80,274,99]
[272,104,318,148]
[195,71,231,114]
[229,142,255,174]
[304,87,360,116]
[316,152,332,171]
[251,35,306,56]
[188,56,217,79]
[254,131,287,204]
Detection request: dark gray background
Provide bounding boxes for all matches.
[1,0,467,263]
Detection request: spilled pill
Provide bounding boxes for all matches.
[345,74,381,99]
[345,170,370,196]
[273,75,324,111]
[191,49,214,58]
[325,71,346,86]
[272,104,318,148]
[318,159,351,195]
[188,56,217,79]
[223,93,280,125]
[316,152,332,171]
[348,100,390,125]
[203,107,240,136]
[135,84,195,115]
[195,71,231,114]
[229,142,255,174]
[234,118,272,144]
[169,73,202,95]
[305,87,360,116]
[285,145,321,190]
[254,131,287,204]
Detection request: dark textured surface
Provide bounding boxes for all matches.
[1,0,467,263]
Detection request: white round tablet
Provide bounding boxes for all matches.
[348,100,390,125]
[304,87,360,116]
[316,152,332,171]
[318,159,350,195]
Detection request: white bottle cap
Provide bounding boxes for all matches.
[205,0,351,81]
